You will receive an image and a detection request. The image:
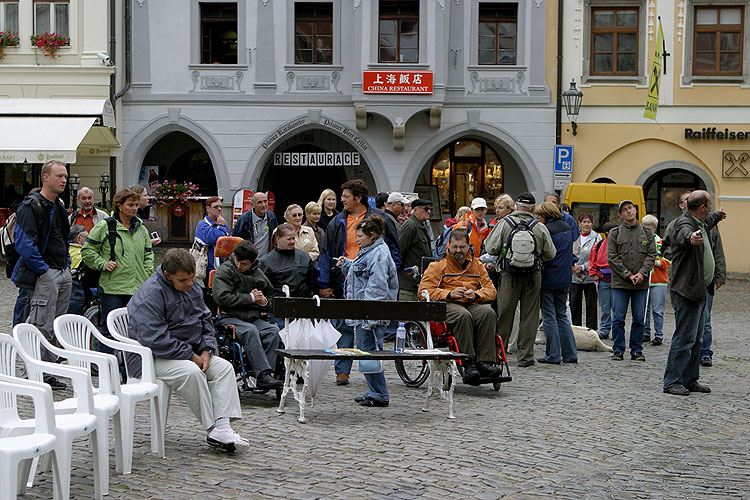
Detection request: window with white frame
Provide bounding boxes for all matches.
[34,0,69,40]
[0,1,19,36]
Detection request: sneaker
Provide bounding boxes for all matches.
[631,352,646,362]
[687,382,711,393]
[643,335,651,343]
[664,385,690,396]
[651,337,663,346]
[43,375,67,391]
[700,356,712,367]
[207,428,250,453]
[611,352,623,361]
[335,373,350,386]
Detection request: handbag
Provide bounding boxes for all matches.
[190,241,209,278]
[358,358,384,374]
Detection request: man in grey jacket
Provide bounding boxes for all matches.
[398,198,433,300]
[127,248,249,452]
[662,191,719,396]
[607,200,656,362]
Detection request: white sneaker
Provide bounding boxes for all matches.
[207,427,250,453]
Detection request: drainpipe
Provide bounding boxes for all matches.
[555,0,564,145]
[113,0,132,100]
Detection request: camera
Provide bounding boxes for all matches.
[150,231,160,239]
[96,52,113,66]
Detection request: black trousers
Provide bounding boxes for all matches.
[570,282,598,331]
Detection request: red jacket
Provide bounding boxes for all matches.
[588,237,611,282]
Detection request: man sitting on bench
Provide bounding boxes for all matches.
[127,248,249,452]
[212,240,283,390]
[418,229,501,385]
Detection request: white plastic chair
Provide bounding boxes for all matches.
[14,323,120,496]
[55,314,165,469]
[0,375,64,500]
[107,307,168,457]
[0,333,103,500]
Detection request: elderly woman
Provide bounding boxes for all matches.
[571,213,602,331]
[283,203,319,262]
[317,188,339,230]
[303,201,325,252]
[534,201,578,365]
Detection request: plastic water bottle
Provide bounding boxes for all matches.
[395,322,406,353]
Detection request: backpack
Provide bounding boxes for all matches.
[1,213,19,278]
[75,217,119,289]
[500,217,540,273]
[435,222,472,260]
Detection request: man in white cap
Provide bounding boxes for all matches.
[384,192,407,229]
[452,197,490,257]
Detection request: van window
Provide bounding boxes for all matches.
[570,202,639,233]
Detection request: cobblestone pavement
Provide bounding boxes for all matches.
[1,274,748,499]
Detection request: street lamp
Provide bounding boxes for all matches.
[99,173,110,208]
[562,80,584,136]
[70,173,80,210]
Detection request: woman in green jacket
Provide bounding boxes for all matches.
[82,188,154,350]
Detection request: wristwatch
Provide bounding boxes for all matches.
[203,347,215,356]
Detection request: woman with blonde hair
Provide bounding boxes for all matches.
[303,201,325,251]
[490,194,515,228]
[317,188,339,230]
[282,203,319,261]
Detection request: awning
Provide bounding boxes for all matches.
[0,98,115,128]
[0,117,97,164]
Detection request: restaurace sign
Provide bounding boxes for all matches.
[273,152,361,167]
[363,71,433,94]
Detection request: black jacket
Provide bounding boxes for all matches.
[231,210,278,252]
[397,215,432,291]
[259,248,318,298]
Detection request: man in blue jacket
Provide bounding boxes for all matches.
[12,160,71,390]
[317,179,401,385]
[231,191,277,259]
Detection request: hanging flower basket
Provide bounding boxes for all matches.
[0,31,20,61]
[150,181,200,206]
[30,32,69,58]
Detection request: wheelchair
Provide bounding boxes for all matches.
[394,257,512,392]
[205,236,285,399]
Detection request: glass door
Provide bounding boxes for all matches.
[453,161,482,209]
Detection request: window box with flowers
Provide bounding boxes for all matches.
[30,32,69,58]
[0,31,19,61]
[150,181,200,206]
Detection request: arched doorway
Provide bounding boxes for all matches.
[140,132,218,196]
[417,139,506,216]
[643,169,706,234]
[258,129,372,218]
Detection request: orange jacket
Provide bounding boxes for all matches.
[418,252,497,304]
[452,212,490,257]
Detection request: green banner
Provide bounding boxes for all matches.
[644,20,664,120]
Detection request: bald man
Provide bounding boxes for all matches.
[68,187,109,231]
[231,192,278,258]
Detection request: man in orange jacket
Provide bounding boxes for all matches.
[418,229,500,384]
[453,197,491,257]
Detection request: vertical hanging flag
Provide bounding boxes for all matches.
[644,19,664,120]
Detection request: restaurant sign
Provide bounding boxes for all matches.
[273,152,361,167]
[363,71,433,94]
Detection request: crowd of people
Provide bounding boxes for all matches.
[3,160,728,452]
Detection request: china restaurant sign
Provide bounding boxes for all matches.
[362,71,433,94]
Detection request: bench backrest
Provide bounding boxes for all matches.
[272,298,446,322]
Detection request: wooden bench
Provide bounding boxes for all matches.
[272,297,468,421]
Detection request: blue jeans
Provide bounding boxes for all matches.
[700,292,714,358]
[644,285,667,340]
[664,291,706,390]
[597,280,612,336]
[334,318,355,375]
[355,325,389,403]
[611,287,648,355]
[540,289,578,363]
[13,288,28,327]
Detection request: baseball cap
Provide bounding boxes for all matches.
[470,197,488,209]
[516,192,536,204]
[617,199,634,213]
[387,192,407,204]
[411,198,433,208]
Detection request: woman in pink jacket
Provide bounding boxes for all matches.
[588,221,618,340]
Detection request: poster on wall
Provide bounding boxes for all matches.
[232,188,254,229]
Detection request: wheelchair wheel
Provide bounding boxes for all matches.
[395,321,430,388]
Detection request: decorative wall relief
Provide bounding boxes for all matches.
[723,151,750,178]
[468,71,527,95]
[284,71,342,94]
[190,71,244,93]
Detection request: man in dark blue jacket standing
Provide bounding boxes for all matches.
[317,179,400,385]
[231,191,278,259]
[12,160,71,389]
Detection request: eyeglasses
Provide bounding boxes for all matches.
[420,206,432,212]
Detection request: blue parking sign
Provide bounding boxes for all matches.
[554,145,574,173]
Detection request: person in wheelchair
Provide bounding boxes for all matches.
[418,229,501,385]
[212,240,283,390]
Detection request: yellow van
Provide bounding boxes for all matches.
[563,183,646,233]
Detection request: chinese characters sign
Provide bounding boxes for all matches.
[363,71,433,94]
